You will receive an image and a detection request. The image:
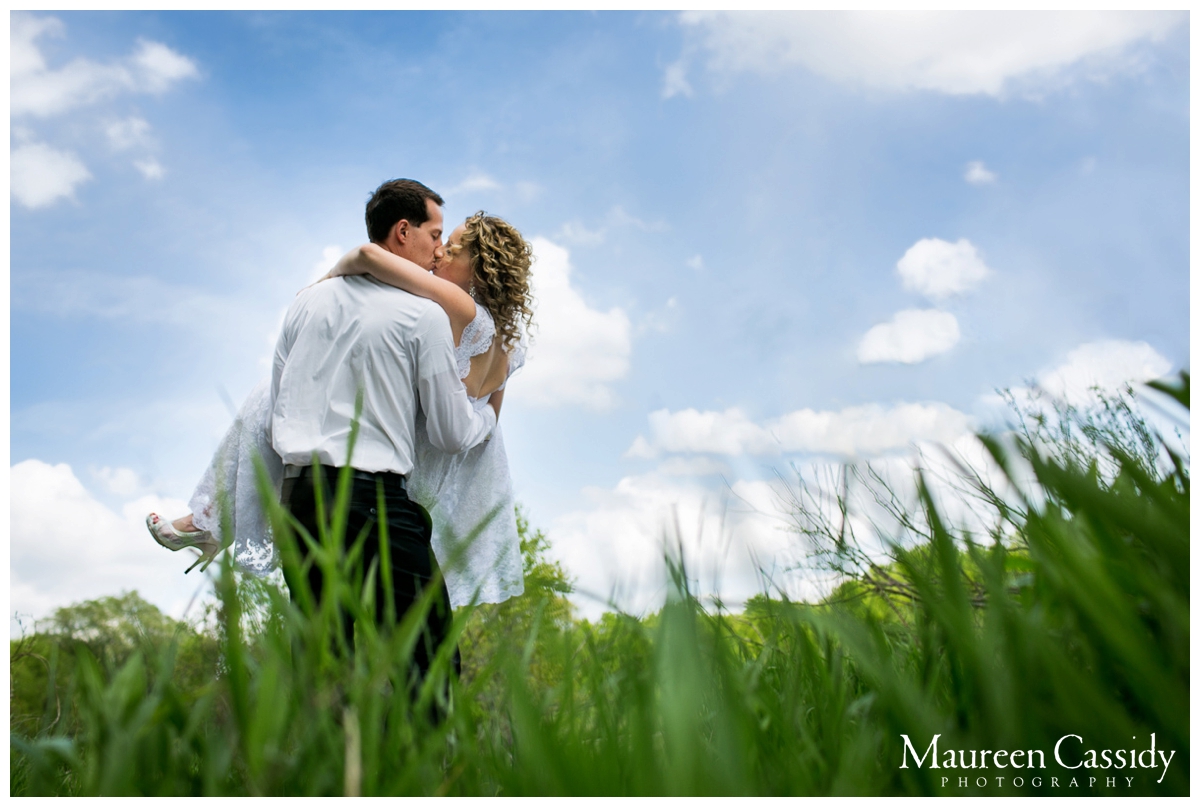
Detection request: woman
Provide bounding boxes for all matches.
[146,211,534,608]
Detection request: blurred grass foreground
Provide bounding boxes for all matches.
[10,374,1190,795]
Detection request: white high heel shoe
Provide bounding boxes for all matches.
[146,513,223,574]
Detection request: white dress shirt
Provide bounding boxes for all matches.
[270,275,496,474]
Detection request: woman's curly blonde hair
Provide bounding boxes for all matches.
[460,211,534,351]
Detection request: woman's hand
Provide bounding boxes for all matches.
[309,247,370,284]
[327,246,372,280]
[299,247,370,293]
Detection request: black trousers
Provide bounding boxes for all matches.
[280,465,458,684]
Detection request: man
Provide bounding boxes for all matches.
[270,178,495,679]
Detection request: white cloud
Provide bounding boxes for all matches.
[11,13,198,118]
[772,402,974,456]
[447,172,501,196]
[630,400,973,459]
[93,466,142,496]
[857,308,960,364]
[11,141,91,208]
[638,408,776,456]
[676,11,1184,97]
[554,415,1058,618]
[555,340,1178,621]
[11,17,127,117]
[555,220,606,247]
[546,471,805,618]
[131,38,199,92]
[106,116,152,150]
[896,237,990,300]
[134,157,165,180]
[686,255,704,271]
[1035,340,1173,405]
[624,435,656,459]
[974,339,1180,451]
[11,14,197,212]
[555,205,669,247]
[11,460,210,628]
[508,238,632,410]
[638,296,679,335]
[548,440,1024,618]
[10,13,61,77]
[12,125,37,145]
[662,59,694,99]
[964,160,997,185]
[788,433,1038,559]
[655,456,731,477]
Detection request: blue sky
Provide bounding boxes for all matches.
[10,11,1190,624]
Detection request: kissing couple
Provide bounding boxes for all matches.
[147,178,534,679]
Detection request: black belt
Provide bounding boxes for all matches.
[291,464,407,495]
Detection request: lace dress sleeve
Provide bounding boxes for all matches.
[455,303,496,379]
[496,333,528,391]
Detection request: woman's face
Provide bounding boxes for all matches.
[433,223,473,292]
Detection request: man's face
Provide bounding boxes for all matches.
[394,198,444,270]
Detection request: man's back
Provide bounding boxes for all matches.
[271,275,492,474]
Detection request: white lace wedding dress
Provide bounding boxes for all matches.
[188,303,526,608]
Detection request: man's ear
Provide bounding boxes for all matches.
[391,219,410,245]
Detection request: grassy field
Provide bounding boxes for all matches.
[10,376,1189,796]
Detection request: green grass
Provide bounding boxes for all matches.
[10,375,1189,795]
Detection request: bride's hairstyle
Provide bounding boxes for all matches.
[460,211,534,350]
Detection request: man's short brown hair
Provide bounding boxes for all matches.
[365,179,445,243]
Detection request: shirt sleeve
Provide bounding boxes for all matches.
[416,306,497,453]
